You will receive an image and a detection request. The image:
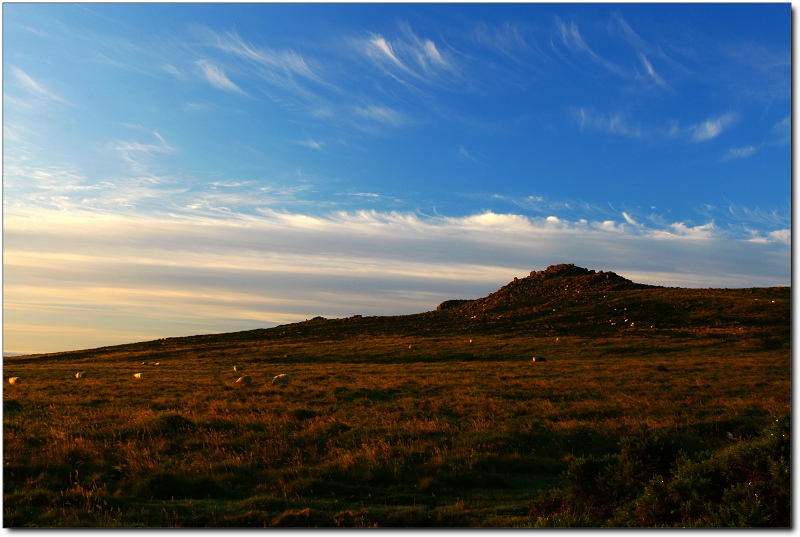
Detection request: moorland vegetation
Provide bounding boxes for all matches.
[3,264,790,527]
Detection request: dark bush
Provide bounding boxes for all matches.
[133,471,227,500]
[532,416,789,527]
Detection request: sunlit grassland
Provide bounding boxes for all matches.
[4,316,788,527]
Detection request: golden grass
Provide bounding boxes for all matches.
[3,291,790,527]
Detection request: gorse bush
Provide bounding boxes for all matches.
[531,415,790,527]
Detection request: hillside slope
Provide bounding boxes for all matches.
[20,264,788,362]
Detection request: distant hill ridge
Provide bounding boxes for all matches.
[437,264,655,314]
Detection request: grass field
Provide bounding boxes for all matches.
[3,281,790,527]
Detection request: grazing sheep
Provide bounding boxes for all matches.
[141,362,148,365]
[271,374,290,385]
[133,373,143,379]
[233,365,245,372]
[532,356,547,363]
[236,375,252,385]
[75,372,88,379]
[408,345,415,350]
[8,377,20,385]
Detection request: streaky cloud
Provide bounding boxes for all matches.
[297,139,325,150]
[553,17,625,76]
[473,21,539,63]
[571,107,642,139]
[353,104,406,126]
[358,24,458,89]
[637,53,669,89]
[4,205,789,353]
[9,65,69,104]
[110,128,176,172]
[207,29,326,87]
[725,146,757,159]
[689,112,737,142]
[196,59,246,94]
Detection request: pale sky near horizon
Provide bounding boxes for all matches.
[3,3,791,355]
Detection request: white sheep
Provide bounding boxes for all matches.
[532,356,547,363]
[271,374,290,385]
[233,365,245,372]
[75,372,88,379]
[8,377,20,385]
[236,375,252,384]
[133,373,143,379]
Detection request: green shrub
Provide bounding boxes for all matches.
[532,415,789,527]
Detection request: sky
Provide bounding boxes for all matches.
[3,3,791,355]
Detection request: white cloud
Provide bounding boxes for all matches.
[297,139,325,150]
[473,21,537,63]
[666,221,716,239]
[725,146,757,159]
[457,145,475,161]
[767,229,791,244]
[359,25,457,88]
[196,59,246,94]
[689,112,737,142]
[353,104,406,126]
[9,65,69,105]
[368,34,407,70]
[4,204,789,354]
[162,63,185,80]
[621,212,641,226]
[637,53,669,89]
[554,17,624,76]
[773,116,790,133]
[572,109,744,144]
[110,129,176,173]
[205,29,325,89]
[572,108,642,138]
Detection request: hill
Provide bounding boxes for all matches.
[438,263,652,312]
[3,264,790,527]
[208,263,787,348]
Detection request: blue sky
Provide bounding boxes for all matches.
[3,3,791,354]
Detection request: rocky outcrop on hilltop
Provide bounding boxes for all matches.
[437,264,656,319]
[436,299,475,311]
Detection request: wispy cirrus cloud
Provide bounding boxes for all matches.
[110,128,176,172]
[718,41,790,103]
[353,104,406,126]
[297,139,325,150]
[196,59,246,94]
[637,53,669,89]
[358,23,457,89]
[724,146,757,159]
[553,17,625,76]
[206,29,320,81]
[571,107,643,138]
[725,203,790,229]
[198,28,330,103]
[771,116,790,145]
[9,65,69,105]
[473,21,541,64]
[571,108,742,145]
[689,112,737,142]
